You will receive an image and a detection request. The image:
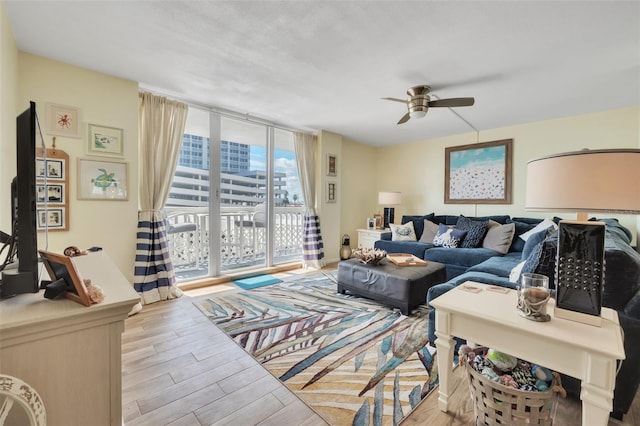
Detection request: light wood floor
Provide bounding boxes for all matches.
[122,267,640,425]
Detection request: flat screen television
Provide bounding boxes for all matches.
[0,101,39,297]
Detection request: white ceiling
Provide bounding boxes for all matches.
[5,1,640,147]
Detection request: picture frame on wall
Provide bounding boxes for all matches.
[36,207,65,230]
[326,154,337,177]
[326,182,337,203]
[78,158,128,200]
[46,103,82,138]
[36,158,65,180]
[444,139,513,204]
[87,124,124,157]
[37,184,65,204]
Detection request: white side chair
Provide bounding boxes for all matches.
[0,375,45,426]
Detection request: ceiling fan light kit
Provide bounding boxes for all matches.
[383,84,475,125]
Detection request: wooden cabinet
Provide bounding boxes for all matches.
[0,251,139,426]
[357,228,387,249]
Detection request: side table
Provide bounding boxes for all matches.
[431,282,625,426]
[357,228,388,249]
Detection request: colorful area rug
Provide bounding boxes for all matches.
[233,274,283,290]
[196,272,438,425]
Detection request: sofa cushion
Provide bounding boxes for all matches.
[401,214,435,240]
[482,221,515,254]
[456,216,489,248]
[419,219,439,243]
[425,247,499,268]
[467,252,523,277]
[433,224,467,248]
[390,222,417,241]
[507,220,538,252]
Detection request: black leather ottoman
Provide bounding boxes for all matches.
[337,258,446,315]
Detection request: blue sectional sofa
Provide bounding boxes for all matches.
[375,213,640,419]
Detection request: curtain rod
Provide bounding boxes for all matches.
[138,86,315,136]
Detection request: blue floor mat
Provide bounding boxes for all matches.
[234,275,283,290]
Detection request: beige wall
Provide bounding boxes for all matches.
[15,53,139,280]
[0,1,18,231]
[371,106,640,244]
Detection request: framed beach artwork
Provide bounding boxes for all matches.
[444,139,513,204]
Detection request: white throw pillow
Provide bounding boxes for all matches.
[519,218,557,242]
[390,222,417,241]
[509,260,526,283]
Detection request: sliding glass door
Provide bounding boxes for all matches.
[165,107,303,282]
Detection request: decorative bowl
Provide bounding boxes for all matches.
[352,248,387,265]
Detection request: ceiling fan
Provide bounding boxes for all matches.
[382,85,475,125]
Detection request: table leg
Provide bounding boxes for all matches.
[434,312,455,412]
[580,382,613,426]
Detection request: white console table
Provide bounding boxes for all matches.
[432,282,625,426]
[357,228,387,249]
[0,251,140,426]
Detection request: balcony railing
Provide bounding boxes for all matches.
[164,206,304,280]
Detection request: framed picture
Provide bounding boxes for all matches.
[38,250,92,306]
[36,158,65,180]
[373,214,383,229]
[46,103,81,138]
[37,184,65,204]
[445,139,513,204]
[87,124,124,157]
[36,207,65,230]
[78,158,128,200]
[326,182,337,203]
[326,154,337,177]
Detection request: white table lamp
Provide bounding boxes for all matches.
[378,191,401,229]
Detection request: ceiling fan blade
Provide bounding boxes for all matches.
[397,113,411,125]
[428,97,475,108]
[382,97,408,104]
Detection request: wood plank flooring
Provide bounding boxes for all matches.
[122,267,639,425]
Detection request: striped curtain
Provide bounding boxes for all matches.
[294,132,325,269]
[134,92,188,305]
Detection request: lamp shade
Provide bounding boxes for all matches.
[378,191,401,205]
[525,149,640,214]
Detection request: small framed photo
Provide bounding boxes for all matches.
[326,182,337,203]
[78,158,128,200]
[36,158,65,180]
[37,184,65,204]
[46,103,82,138]
[37,207,65,230]
[367,218,375,229]
[326,154,337,177]
[39,249,92,306]
[373,214,383,229]
[87,124,124,157]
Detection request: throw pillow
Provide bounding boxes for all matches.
[521,232,559,289]
[456,216,489,248]
[390,222,417,241]
[519,218,557,242]
[433,224,467,248]
[521,226,553,261]
[419,219,440,243]
[401,213,435,240]
[509,260,526,283]
[482,221,516,254]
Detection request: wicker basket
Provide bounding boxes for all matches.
[462,348,562,426]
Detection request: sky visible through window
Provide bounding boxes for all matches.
[251,146,303,205]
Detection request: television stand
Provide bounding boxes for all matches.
[0,251,140,426]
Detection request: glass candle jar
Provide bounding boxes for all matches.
[517,273,551,322]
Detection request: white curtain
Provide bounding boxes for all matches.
[293,132,325,269]
[133,92,189,305]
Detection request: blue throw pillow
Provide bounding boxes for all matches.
[433,224,468,248]
[521,227,553,260]
[521,232,558,289]
[456,216,489,248]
